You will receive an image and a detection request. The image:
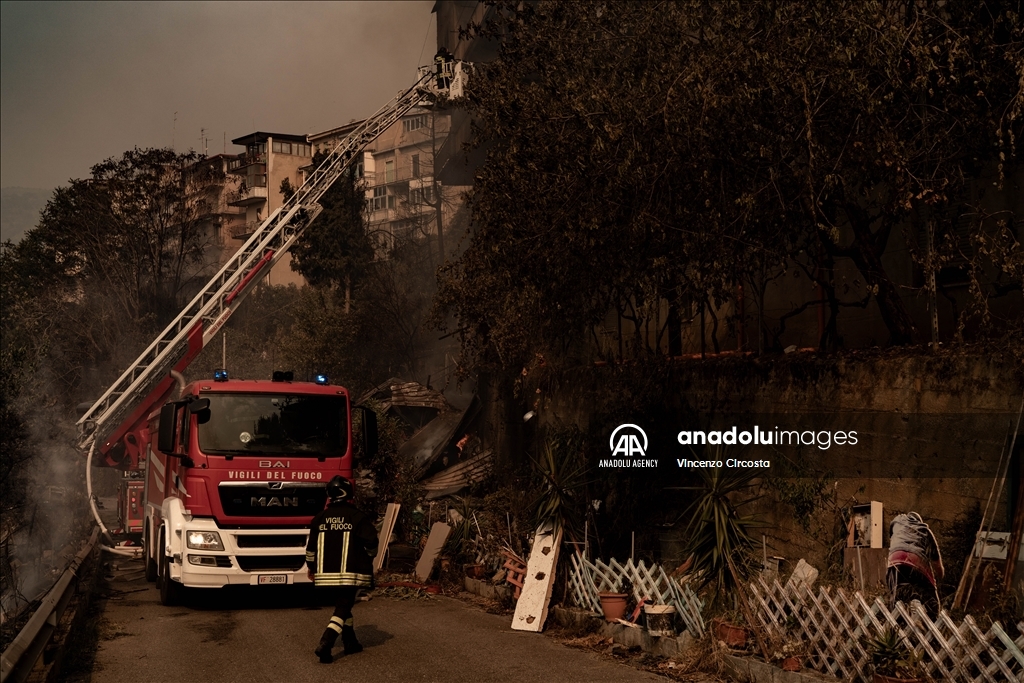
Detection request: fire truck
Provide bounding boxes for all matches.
[75,59,458,605]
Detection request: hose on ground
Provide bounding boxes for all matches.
[86,440,140,558]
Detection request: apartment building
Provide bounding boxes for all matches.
[190,153,246,259]
[226,132,313,286]
[308,107,470,263]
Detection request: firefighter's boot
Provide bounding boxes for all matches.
[341,623,363,655]
[314,628,338,664]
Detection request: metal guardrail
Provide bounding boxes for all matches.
[0,527,99,683]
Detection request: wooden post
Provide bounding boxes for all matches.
[856,545,865,594]
[1003,478,1023,593]
[725,553,771,665]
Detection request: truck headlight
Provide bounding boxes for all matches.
[186,531,224,551]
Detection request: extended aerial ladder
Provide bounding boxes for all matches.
[77,62,456,467]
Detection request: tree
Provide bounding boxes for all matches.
[290,152,374,308]
[436,1,1022,369]
[4,147,222,401]
[285,152,435,388]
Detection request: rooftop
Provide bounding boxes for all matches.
[231,131,308,146]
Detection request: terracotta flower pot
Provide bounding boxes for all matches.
[465,564,486,579]
[781,656,801,672]
[712,618,748,648]
[598,592,629,621]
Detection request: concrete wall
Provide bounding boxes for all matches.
[264,138,308,287]
[484,352,1022,576]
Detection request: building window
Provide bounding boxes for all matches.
[273,141,294,155]
[369,186,391,212]
[385,160,396,183]
[410,185,434,205]
[392,219,417,240]
[411,154,420,178]
[403,114,427,132]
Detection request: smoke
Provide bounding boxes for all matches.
[0,380,94,627]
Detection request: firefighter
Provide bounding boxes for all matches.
[434,46,453,90]
[887,511,944,617]
[307,475,377,663]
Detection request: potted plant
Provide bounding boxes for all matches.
[598,588,629,622]
[868,628,924,683]
[776,639,804,671]
[767,616,805,671]
[780,655,802,672]
[679,457,769,660]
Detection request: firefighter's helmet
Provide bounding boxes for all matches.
[327,475,353,503]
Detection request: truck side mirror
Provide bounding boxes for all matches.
[357,407,378,460]
[189,397,211,424]
[158,403,176,453]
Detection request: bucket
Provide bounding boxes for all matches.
[598,592,629,621]
[644,604,677,636]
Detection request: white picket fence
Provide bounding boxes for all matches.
[748,578,1024,683]
[568,554,706,637]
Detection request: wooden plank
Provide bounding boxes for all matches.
[414,521,451,582]
[512,523,563,632]
[373,503,400,573]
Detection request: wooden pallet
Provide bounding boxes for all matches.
[502,549,527,599]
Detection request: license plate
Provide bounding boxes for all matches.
[258,574,287,585]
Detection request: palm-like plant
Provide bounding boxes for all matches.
[867,627,922,679]
[679,452,763,596]
[531,436,588,541]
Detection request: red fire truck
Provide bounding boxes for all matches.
[76,65,451,605]
[140,374,375,605]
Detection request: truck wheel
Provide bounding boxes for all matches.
[144,527,157,583]
[158,531,184,606]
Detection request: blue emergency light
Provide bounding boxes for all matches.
[314,374,329,385]
[213,368,229,382]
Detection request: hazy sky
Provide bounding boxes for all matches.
[1,1,435,190]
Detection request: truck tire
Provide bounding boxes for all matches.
[158,530,184,606]
[144,527,158,583]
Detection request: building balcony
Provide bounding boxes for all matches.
[229,220,262,241]
[227,152,267,174]
[227,185,268,207]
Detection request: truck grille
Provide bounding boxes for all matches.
[218,482,326,517]
[236,534,308,548]
[236,555,306,572]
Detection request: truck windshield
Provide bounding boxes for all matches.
[197,394,348,457]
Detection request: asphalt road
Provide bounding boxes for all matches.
[87,557,665,683]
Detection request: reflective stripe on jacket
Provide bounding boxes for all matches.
[306,501,377,587]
